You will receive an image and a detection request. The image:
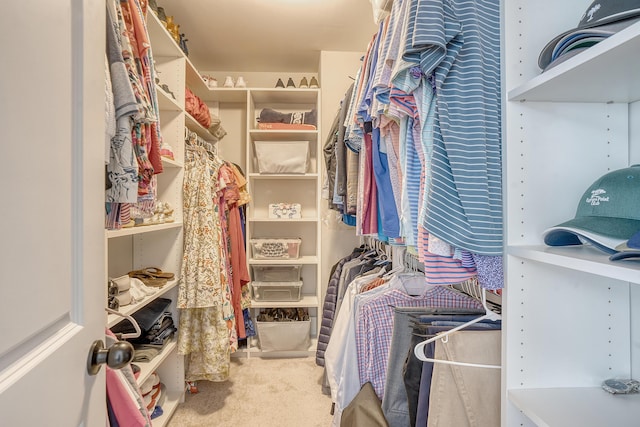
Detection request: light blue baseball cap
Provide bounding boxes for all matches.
[539,0,640,70]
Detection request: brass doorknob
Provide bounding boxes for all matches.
[87,340,134,376]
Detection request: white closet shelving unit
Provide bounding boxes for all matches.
[503,1,640,426]
[181,71,322,356]
[147,10,322,358]
[105,9,223,425]
[243,89,322,356]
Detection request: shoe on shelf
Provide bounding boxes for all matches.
[286,77,296,88]
[275,78,285,88]
[235,76,246,88]
[309,76,319,88]
[156,7,167,24]
[299,77,309,88]
[202,75,218,88]
[223,76,234,88]
[160,84,175,99]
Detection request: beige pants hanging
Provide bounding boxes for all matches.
[427,330,501,427]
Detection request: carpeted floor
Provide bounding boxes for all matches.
[167,356,334,427]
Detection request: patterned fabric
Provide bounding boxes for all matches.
[355,280,482,398]
[178,307,230,382]
[178,150,224,308]
[178,147,237,381]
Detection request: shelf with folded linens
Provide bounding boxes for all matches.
[133,340,178,387]
[107,278,180,328]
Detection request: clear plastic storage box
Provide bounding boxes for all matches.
[251,281,303,302]
[249,238,301,259]
[252,265,302,282]
[254,141,310,174]
[256,320,311,351]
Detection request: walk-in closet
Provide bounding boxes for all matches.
[3,0,640,426]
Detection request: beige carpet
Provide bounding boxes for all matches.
[167,356,334,427]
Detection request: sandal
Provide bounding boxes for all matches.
[127,270,168,288]
[140,267,175,280]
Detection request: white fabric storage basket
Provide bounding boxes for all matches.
[254,141,309,174]
[251,281,303,302]
[250,238,301,259]
[256,320,311,351]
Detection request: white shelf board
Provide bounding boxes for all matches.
[184,57,209,96]
[161,157,183,169]
[146,11,183,58]
[248,217,317,223]
[249,129,319,141]
[248,173,318,180]
[156,85,181,112]
[508,387,640,427]
[148,389,183,427]
[184,113,217,142]
[106,222,183,239]
[250,88,319,104]
[241,338,318,358]
[248,256,318,265]
[507,245,640,284]
[135,340,177,387]
[195,87,248,103]
[250,295,319,309]
[107,279,179,328]
[508,21,640,103]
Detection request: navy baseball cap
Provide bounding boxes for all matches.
[543,165,640,254]
[539,0,640,71]
[609,231,640,260]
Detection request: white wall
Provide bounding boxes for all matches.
[318,50,364,297]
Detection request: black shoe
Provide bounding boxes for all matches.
[286,78,296,88]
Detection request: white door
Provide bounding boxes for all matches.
[0,1,106,426]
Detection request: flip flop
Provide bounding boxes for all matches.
[141,267,175,280]
[127,270,168,288]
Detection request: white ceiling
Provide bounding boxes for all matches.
[158,0,379,72]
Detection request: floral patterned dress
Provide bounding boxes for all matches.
[177,146,234,382]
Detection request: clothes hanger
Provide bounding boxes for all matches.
[413,287,501,369]
[106,307,142,340]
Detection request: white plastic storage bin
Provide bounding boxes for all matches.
[256,320,311,351]
[250,238,301,259]
[252,265,302,282]
[254,141,310,174]
[251,281,303,302]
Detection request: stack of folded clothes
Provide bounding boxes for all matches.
[139,372,165,420]
[110,298,177,359]
[257,107,317,130]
